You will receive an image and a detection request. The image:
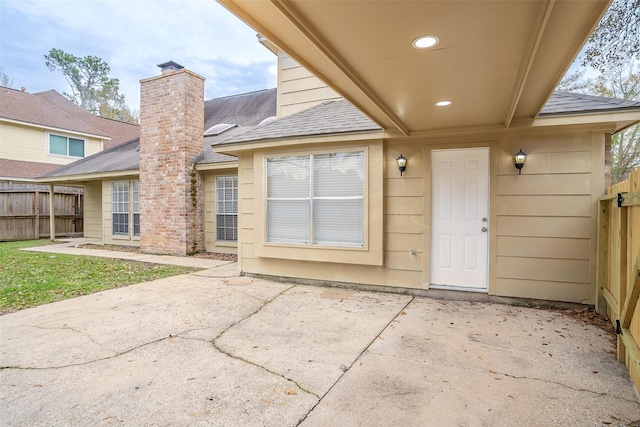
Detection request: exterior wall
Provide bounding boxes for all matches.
[204,170,238,254]
[0,122,102,164]
[83,181,102,239]
[277,52,341,118]
[102,179,140,247]
[139,68,205,255]
[237,126,606,304]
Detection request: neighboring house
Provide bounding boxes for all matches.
[0,87,139,182]
[39,1,640,307]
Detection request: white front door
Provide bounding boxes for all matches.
[430,148,489,290]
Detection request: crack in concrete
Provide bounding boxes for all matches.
[362,350,640,405]
[295,296,415,426]
[0,328,209,371]
[210,285,321,399]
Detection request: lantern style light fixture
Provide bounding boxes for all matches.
[396,154,407,176]
[514,149,526,175]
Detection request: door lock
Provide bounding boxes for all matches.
[482,217,488,222]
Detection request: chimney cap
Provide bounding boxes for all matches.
[157,61,184,72]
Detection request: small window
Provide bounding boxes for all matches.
[266,151,365,247]
[49,134,85,157]
[216,176,238,242]
[112,181,129,235]
[132,181,140,237]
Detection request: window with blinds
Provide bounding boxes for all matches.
[112,181,129,235]
[216,176,238,242]
[266,151,365,247]
[132,181,140,237]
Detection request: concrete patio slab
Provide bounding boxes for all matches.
[1,257,639,426]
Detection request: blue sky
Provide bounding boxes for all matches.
[0,0,277,110]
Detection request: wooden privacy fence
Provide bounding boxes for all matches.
[596,166,640,392]
[0,188,83,241]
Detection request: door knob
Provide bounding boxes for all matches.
[481,227,488,232]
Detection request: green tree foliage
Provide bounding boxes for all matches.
[0,67,15,88]
[590,66,640,183]
[583,0,640,72]
[44,48,138,124]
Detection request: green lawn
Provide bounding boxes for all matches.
[0,240,200,314]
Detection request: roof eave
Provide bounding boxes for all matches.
[0,117,111,140]
[211,129,386,155]
[35,169,140,184]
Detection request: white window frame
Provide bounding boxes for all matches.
[47,132,86,158]
[112,180,139,237]
[215,175,238,242]
[265,150,365,248]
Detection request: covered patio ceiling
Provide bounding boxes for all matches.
[219,0,611,136]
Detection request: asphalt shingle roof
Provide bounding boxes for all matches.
[216,99,382,145]
[0,87,109,137]
[0,159,65,180]
[40,138,141,178]
[41,89,277,178]
[540,91,640,116]
[33,90,140,149]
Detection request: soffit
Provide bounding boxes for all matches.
[219,0,610,135]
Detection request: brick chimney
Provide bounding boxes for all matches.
[139,61,205,255]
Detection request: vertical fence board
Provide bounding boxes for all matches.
[598,167,640,393]
[0,189,84,241]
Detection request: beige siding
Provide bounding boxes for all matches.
[102,179,139,247]
[83,181,102,239]
[494,130,604,304]
[0,122,102,164]
[277,52,341,118]
[204,171,238,254]
[236,126,605,304]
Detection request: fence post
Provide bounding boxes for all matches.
[596,199,609,314]
[49,184,55,241]
[34,190,40,240]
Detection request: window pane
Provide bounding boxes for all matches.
[216,176,238,241]
[267,200,309,243]
[267,156,310,198]
[113,213,129,235]
[49,135,67,155]
[217,214,237,241]
[68,138,84,157]
[314,199,364,246]
[132,181,140,213]
[314,152,364,197]
[133,213,140,236]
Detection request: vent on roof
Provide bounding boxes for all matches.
[205,123,237,136]
[157,61,184,73]
[258,116,277,126]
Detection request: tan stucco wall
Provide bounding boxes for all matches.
[0,122,102,164]
[204,170,238,254]
[102,179,140,247]
[237,126,606,304]
[83,181,102,239]
[277,53,341,118]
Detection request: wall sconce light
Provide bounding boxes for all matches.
[397,154,407,176]
[514,149,526,175]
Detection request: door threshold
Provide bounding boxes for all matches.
[429,284,488,293]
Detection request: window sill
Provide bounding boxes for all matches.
[215,241,238,247]
[255,242,382,266]
[112,235,131,240]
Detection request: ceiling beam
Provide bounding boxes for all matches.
[504,0,555,128]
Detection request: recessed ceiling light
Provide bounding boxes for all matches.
[412,35,439,49]
[435,100,452,107]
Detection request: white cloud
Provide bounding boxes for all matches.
[1,0,276,108]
